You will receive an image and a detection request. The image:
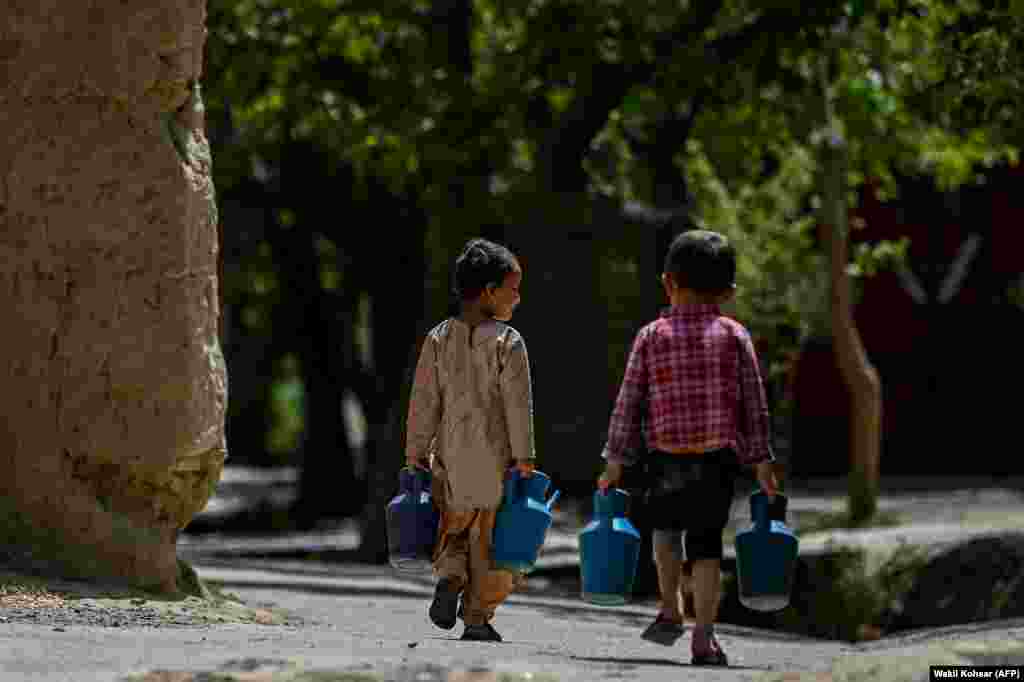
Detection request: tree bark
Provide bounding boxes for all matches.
[818,60,882,523]
[0,0,225,592]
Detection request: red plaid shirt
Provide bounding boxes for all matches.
[602,304,775,467]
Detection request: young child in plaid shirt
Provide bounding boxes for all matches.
[598,230,778,667]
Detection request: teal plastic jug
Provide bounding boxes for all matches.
[734,491,798,612]
[491,469,560,574]
[579,488,641,606]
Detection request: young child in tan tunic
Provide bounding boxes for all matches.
[404,238,536,642]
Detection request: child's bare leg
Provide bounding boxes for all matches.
[692,558,720,628]
[679,559,694,619]
[641,530,687,645]
[652,531,684,622]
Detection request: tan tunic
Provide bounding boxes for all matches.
[405,318,536,511]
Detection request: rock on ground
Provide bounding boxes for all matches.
[894,534,1024,631]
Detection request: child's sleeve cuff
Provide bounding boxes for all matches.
[602,447,636,467]
[744,451,776,466]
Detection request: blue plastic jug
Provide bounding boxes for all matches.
[579,488,641,606]
[386,467,440,574]
[734,491,799,612]
[491,469,560,574]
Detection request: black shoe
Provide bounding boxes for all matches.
[640,614,685,646]
[429,578,460,630]
[460,623,502,642]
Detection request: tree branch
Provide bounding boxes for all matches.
[707,7,835,68]
[652,0,726,62]
[314,56,375,106]
[538,61,637,192]
[535,2,727,193]
[431,0,473,81]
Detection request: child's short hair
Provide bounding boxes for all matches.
[664,230,736,294]
[453,238,519,301]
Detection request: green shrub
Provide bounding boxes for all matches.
[776,543,929,641]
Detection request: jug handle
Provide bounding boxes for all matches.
[752,490,771,530]
[546,489,561,511]
[769,492,788,523]
[503,467,521,504]
[515,469,528,502]
[411,467,431,496]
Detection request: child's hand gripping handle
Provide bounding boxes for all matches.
[597,461,623,495]
[515,460,535,478]
[405,454,430,473]
[755,460,779,500]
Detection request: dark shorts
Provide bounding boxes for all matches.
[641,448,738,561]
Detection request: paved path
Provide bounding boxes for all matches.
[3,572,1021,682]
[4,474,1024,681]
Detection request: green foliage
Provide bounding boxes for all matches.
[203,0,1024,474]
[687,140,825,335]
[266,355,305,458]
[847,238,909,278]
[777,544,930,641]
[206,0,1024,311]
[176,559,211,599]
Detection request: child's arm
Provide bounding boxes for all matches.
[598,329,650,488]
[737,328,779,496]
[405,335,441,470]
[500,331,536,473]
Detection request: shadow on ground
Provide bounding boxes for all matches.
[570,654,773,672]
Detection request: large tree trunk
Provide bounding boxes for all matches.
[818,61,882,522]
[0,1,225,592]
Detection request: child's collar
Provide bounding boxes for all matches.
[451,316,503,346]
[661,303,721,317]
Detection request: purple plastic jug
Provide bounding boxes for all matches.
[386,467,440,574]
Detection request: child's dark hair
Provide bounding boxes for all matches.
[453,238,519,302]
[664,230,736,294]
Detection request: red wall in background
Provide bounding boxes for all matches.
[788,164,1024,477]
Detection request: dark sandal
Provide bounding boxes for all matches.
[429,578,461,630]
[691,636,729,667]
[461,623,502,642]
[640,614,685,646]
[691,649,729,666]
